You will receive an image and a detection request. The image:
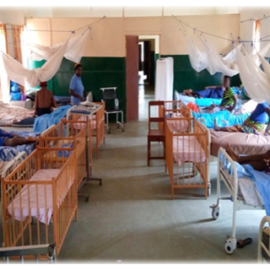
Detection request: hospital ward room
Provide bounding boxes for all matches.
[1,3,270,265]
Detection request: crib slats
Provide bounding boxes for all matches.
[164,102,210,199]
[2,148,77,257]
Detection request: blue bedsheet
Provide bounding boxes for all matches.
[236,163,270,216]
[177,94,222,107]
[194,87,223,99]
[33,105,72,133]
[0,131,39,162]
[196,98,221,107]
[193,110,250,129]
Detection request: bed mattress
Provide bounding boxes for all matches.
[210,130,270,157]
[7,169,60,224]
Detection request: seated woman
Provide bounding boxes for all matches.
[202,86,237,113]
[35,81,56,116]
[214,102,270,135]
[182,75,230,99]
[0,129,38,147]
[226,144,270,172]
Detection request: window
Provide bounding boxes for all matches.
[254,19,260,52]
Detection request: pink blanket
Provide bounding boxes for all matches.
[73,115,96,130]
[167,113,189,133]
[7,169,60,224]
[173,136,206,166]
[0,104,34,125]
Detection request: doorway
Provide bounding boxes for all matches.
[138,35,159,121]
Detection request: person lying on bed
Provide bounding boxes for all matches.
[226,144,270,172]
[201,85,237,113]
[0,129,38,147]
[35,81,56,116]
[214,102,270,135]
[182,75,230,99]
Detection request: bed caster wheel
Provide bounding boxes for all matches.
[117,123,120,129]
[85,196,89,202]
[210,205,220,220]
[107,128,111,134]
[224,237,236,254]
[121,127,125,132]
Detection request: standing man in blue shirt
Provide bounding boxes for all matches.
[70,63,85,105]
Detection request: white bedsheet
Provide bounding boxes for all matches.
[173,136,206,166]
[238,177,264,207]
[7,169,60,224]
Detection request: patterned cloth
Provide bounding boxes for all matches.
[226,118,266,135]
[0,131,39,161]
[220,87,235,107]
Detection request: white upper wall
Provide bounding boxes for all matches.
[32,5,241,18]
[164,5,216,16]
[0,6,241,23]
[216,5,241,14]
[0,7,25,24]
[53,5,123,18]
[23,5,53,18]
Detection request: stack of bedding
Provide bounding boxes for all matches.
[0,104,35,126]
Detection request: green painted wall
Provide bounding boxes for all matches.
[160,55,242,96]
[30,57,126,121]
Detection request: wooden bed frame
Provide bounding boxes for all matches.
[1,148,77,256]
[39,118,91,189]
[165,117,210,199]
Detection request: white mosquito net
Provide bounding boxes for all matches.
[0,40,68,88]
[27,30,90,63]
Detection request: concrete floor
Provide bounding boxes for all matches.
[0,86,266,262]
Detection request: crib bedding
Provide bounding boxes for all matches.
[166,113,189,133]
[210,130,270,157]
[0,104,35,126]
[173,136,206,166]
[7,169,60,224]
[0,131,39,162]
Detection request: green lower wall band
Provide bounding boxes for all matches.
[161,55,242,97]
[30,54,243,122]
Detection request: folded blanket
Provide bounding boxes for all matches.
[33,105,71,133]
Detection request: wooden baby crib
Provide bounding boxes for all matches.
[1,148,77,256]
[165,117,210,199]
[68,102,105,158]
[39,118,91,190]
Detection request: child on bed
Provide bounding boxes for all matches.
[0,129,38,147]
[226,144,270,172]
[201,81,238,113]
[214,102,270,135]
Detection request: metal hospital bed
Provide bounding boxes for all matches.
[0,244,56,263]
